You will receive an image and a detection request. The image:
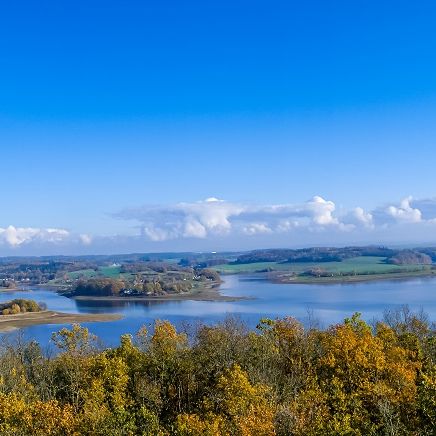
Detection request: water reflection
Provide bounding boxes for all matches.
[74,298,173,313]
[0,274,435,347]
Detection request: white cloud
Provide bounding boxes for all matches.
[0,226,97,249]
[142,226,176,242]
[385,196,422,223]
[109,195,436,247]
[183,218,208,238]
[276,219,300,232]
[117,198,245,241]
[306,195,338,226]
[0,226,70,247]
[242,223,272,235]
[343,207,374,229]
[115,195,355,242]
[6,194,436,253]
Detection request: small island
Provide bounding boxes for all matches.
[1,298,44,315]
[62,267,238,302]
[0,298,121,332]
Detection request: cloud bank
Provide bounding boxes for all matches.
[115,196,348,242]
[0,226,70,247]
[0,226,92,251]
[3,195,436,254]
[114,195,436,244]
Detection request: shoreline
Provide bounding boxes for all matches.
[269,270,436,285]
[0,310,122,332]
[72,286,247,302]
[43,279,247,302]
[14,269,436,303]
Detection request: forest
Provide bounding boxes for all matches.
[0,308,434,435]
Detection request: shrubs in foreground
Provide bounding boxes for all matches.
[0,308,434,435]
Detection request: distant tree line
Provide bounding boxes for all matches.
[0,260,100,285]
[179,258,228,268]
[72,279,125,297]
[120,262,191,274]
[233,246,435,265]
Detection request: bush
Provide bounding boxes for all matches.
[0,299,43,316]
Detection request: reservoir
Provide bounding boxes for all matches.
[1,274,435,347]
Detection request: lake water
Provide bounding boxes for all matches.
[1,274,435,348]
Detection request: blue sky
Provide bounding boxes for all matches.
[1,1,436,254]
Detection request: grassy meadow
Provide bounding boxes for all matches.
[214,256,431,276]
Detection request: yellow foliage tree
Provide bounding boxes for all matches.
[317,313,420,433]
[176,364,275,436]
[0,392,78,435]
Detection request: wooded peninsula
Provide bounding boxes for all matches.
[1,246,436,300]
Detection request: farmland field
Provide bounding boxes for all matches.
[214,256,430,275]
[65,266,122,280]
[67,269,99,279]
[98,266,122,277]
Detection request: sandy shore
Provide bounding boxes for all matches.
[0,311,122,332]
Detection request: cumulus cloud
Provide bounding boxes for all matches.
[118,198,245,242]
[183,218,208,238]
[306,196,338,226]
[0,226,97,249]
[276,219,300,232]
[385,196,422,223]
[343,207,374,229]
[242,223,272,235]
[115,195,359,242]
[0,226,70,247]
[6,194,436,253]
[114,194,436,245]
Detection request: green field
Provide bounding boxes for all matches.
[67,269,99,279]
[98,266,122,277]
[67,265,122,280]
[214,256,430,275]
[214,262,289,274]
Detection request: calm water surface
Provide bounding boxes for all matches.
[1,275,435,347]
